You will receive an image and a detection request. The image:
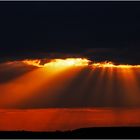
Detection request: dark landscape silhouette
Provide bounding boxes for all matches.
[0,127,140,139]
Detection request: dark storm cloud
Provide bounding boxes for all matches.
[83,47,140,64]
[0,2,140,64]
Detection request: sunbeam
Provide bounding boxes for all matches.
[0,58,140,108]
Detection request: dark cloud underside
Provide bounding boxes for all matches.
[0,2,140,64]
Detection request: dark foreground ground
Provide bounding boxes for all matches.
[0,127,140,139]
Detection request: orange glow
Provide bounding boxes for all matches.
[23,58,140,69]
[0,63,84,108]
[116,68,140,106]
[92,61,140,68]
[44,58,90,67]
[23,58,90,68]
[23,59,42,67]
[0,58,140,108]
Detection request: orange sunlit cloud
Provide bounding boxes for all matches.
[91,61,140,68]
[22,58,140,69]
[23,58,90,68]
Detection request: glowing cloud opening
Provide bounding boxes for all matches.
[44,58,90,67]
[22,58,91,68]
[22,58,140,69]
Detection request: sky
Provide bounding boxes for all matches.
[0,2,140,131]
[0,2,140,109]
[0,2,140,64]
